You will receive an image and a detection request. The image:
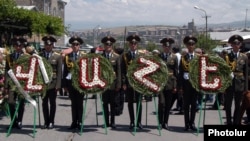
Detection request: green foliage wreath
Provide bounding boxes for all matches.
[189,55,232,94]
[71,53,115,94]
[8,55,53,98]
[127,54,168,95]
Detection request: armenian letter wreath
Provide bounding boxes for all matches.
[71,53,115,94]
[7,54,53,107]
[189,55,232,94]
[6,54,53,137]
[126,54,168,135]
[127,54,168,95]
[188,54,232,135]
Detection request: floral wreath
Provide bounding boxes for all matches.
[71,53,115,94]
[8,54,53,98]
[127,54,168,95]
[189,55,232,94]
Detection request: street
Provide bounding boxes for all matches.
[0,94,238,141]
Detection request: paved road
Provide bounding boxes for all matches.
[0,94,239,141]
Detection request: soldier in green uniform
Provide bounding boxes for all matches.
[63,36,86,130]
[224,34,248,125]
[178,35,199,131]
[40,35,62,129]
[120,35,143,129]
[158,37,178,130]
[100,36,121,129]
[4,37,27,129]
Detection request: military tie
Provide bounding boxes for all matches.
[234,53,237,59]
[164,53,168,60]
[131,52,135,59]
[74,53,77,61]
[46,53,49,60]
[190,54,193,60]
[16,53,20,59]
[106,53,110,59]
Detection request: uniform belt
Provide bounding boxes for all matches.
[233,72,243,76]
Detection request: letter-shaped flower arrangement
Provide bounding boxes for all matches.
[189,55,232,94]
[71,53,115,94]
[8,54,53,98]
[127,54,168,95]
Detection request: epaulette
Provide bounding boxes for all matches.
[112,51,119,57]
[53,52,60,55]
[137,49,148,55]
[80,51,87,55]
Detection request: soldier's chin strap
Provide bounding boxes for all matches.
[7,69,37,108]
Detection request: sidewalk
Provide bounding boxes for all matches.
[0,95,228,141]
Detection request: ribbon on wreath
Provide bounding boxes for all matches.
[8,69,37,107]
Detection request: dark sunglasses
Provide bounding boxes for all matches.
[45,43,53,46]
[105,43,112,46]
[130,42,137,45]
[187,43,195,46]
[72,43,80,46]
[231,42,241,46]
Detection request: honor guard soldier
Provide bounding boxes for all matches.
[101,36,121,129]
[158,37,178,130]
[178,35,199,131]
[64,36,86,130]
[224,34,248,125]
[40,35,62,129]
[4,37,27,129]
[120,34,143,129]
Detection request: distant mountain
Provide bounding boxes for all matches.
[198,20,250,29]
[68,20,250,32]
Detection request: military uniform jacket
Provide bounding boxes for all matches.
[159,52,178,90]
[226,52,248,91]
[63,51,86,80]
[4,51,24,89]
[102,51,121,90]
[120,50,144,87]
[178,53,198,89]
[39,51,62,90]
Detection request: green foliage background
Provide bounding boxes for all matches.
[0,0,65,36]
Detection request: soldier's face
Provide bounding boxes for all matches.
[104,44,112,52]
[72,43,80,52]
[14,44,24,52]
[44,43,53,52]
[186,43,195,52]
[129,42,137,51]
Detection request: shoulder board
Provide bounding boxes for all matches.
[112,51,120,57]
[80,51,87,55]
[53,52,60,55]
[138,49,148,55]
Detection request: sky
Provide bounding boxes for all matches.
[64,0,250,31]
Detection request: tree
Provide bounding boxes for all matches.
[0,0,65,37]
[196,33,219,54]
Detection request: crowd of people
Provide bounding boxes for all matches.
[0,33,250,134]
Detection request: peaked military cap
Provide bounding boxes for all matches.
[160,37,175,47]
[69,36,84,45]
[12,37,27,47]
[101,36,116,46]
[228,34,243,44]
[183,35,198,45]
[126,35,141,43]
[42,35,57,45]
